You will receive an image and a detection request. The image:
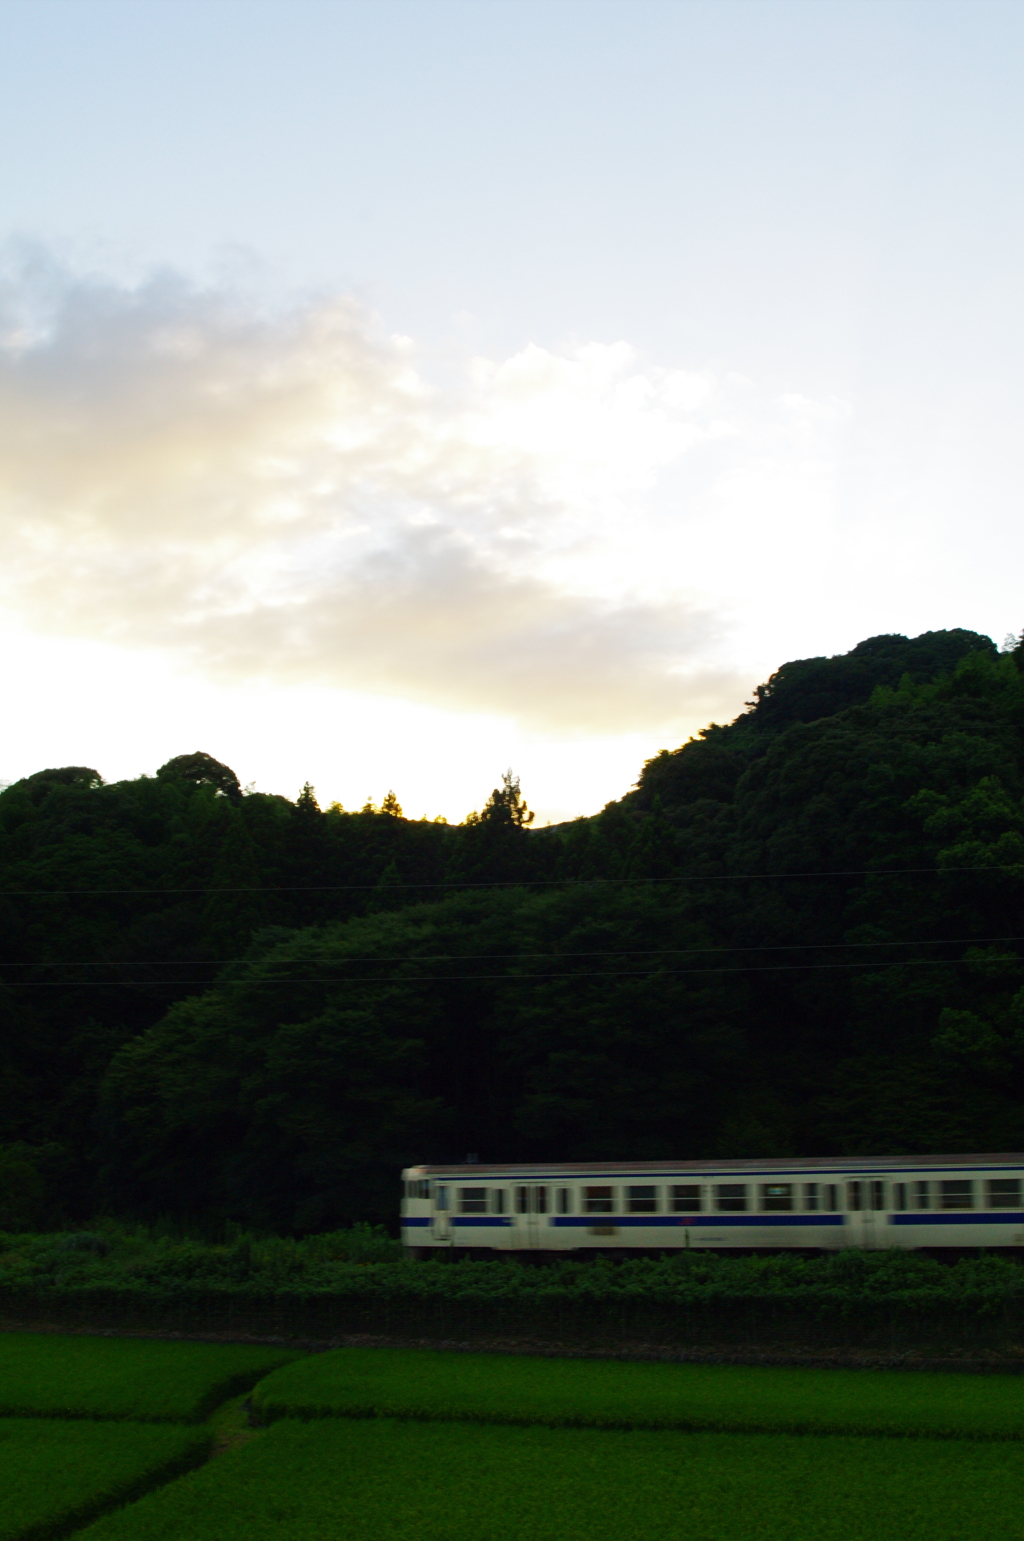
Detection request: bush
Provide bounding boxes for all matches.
[4,1229,1024,1349]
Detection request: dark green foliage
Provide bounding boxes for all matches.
[95,885,740,1227]
[2,627,1024,1228]
[71,1417,1024,1541]
[740,629,996,735]
[0,1418,209,1541]
[155,751,242,802]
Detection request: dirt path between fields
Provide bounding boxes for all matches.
[4,1316,1024,1372]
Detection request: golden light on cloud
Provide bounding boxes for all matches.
[0,253,855,750]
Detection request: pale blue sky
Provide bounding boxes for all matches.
[6,0,1023,370]
[1,0,1022,818]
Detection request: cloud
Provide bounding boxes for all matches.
[0,251,844,732]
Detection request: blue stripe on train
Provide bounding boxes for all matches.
[406,1212,1024,1230]
[889,1211,1024,1226]
[551,1214,845,1228]
[401,1216,514,1228]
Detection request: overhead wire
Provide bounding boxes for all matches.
[6,957,1023,987]
[0,860,1022,897]
[4,932,1024,968]
[5,954,1022,987]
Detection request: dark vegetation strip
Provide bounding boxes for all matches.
[8,1243,1024,1351]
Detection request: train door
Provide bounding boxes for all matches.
[846,1179,885,1248]
[432,1184,453,1245]
[514,1185,548,1248]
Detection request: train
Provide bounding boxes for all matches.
[400,1153,1024,1254]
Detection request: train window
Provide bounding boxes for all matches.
[847,1181,862,1211]
[671,1185,702,1212]
[627,1186,659,1213]
[459,1188,488,1214]
[535,1187,548,1214]
[803,1183,819,1211]
[892,1183,907,1211]
[870,1180,885,1211]
[987,1179,1022,1208]
[515,1186,529,1215]
[939,1180,973,1210]
[491,1189,507,1215]
[585,1186,615,1214]
[760,1184,793,1212]
[715,1184,747,1212]
[915,1180,931,1209]
[823,1184,839,1212]
[435,1187,449,1212]
[557,1188,573,1214]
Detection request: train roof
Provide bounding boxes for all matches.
[403,1153,1024,1177]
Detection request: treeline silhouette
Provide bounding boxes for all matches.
[2,626,1023,1232]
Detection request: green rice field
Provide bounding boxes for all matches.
[0,1418,208,1541]
[6,1330,1024,1540]
[0,1333,299,1421]
[73,1416,1024,1541]
[252,1343,1024,1440]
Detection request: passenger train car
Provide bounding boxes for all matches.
[401,1155,1024,1253]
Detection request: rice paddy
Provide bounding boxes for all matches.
[0,1333,299,1421]
[0,1418,208,1541]
[72,1416,1024,1541]
[251,1343,1024,1439]
[6,1330,1024,1539]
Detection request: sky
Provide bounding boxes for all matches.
[1,0,1023,822]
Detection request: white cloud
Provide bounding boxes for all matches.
[0,251,851,734]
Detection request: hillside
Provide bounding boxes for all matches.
[2,627,1023,1229]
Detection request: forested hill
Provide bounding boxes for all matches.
[2,626,1024,1232]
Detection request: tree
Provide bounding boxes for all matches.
[295,782,321,816]
[479,770,534,828]
[156,752,242,802]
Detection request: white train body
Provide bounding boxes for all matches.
[401,1154,1024,1253]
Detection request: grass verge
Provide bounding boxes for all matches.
[252,1344,1024,1439]
[72,1416,1024,1541]
[0,1333,300,1421]
[0,1417,209,1541]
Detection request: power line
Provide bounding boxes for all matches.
[6,954,1022,987]
[0,861,1022,897]
[6,933,1024,968]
